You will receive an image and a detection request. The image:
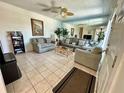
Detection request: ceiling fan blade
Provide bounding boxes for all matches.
[37,3,49,8]
[61,8,68,12]
[42,8,51,11]
[52,6,62,9]
[66,12,74,16]
[51,10,58,13]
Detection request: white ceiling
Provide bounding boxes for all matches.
[0,0,114,25]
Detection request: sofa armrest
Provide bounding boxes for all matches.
[74,49,101,71]
[32,42,42,51]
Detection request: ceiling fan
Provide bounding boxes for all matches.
[60,7,74,18]
[37,0,74,17]
[37,0,61,13]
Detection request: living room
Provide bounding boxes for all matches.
[1,0,124,93]
[0,0,109,53]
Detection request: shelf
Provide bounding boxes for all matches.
[10,31,25,54]
[12,37,21,39]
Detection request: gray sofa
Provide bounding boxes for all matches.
[74,47,102,71]
[31,38,55,53]
[61,38,91,51]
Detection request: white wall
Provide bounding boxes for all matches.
[0,1,62,53]
[82,26,95,36]
[62,23,80,37]
[71,25,97,38]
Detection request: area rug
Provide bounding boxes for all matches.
[53,67,96,93]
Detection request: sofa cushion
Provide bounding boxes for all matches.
[65,39,70,44]
[78,39,85,46]
[37,38,44,44]
[72,38,78,44]
[40,43,55,48]
[46,38,51,43]
[31,38,38,43]
[40,44,49,48]
[69,38,73,44]
[47,43,55,47]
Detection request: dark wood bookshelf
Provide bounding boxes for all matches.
[10,31,25,54]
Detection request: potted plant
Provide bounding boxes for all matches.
[54,28,69,45]
[61,28,69,39]
[54,28,69,39]
[97,31,105,42]
[54,28,62,39]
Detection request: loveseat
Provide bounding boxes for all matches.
[31,38,55,53]
[74,47,102,71]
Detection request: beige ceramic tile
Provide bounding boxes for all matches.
[36,66,47,73]
[40,69,53,78]
[26,88,36,93]
[6,83,14,93]
[27,70,44,85]
[47,66,58,72]
[54,69,65,78]
[23,65,35,73]
[13,76,32,93]
[45,88,53,93]
[46,73,59,87]
[26,69,38,77]
[32,63,44,68]
[34,80,51,93]
[6,51,96,93]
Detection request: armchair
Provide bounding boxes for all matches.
[74,48,102,71]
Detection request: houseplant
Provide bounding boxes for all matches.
[54,28,69,39]
[54,28,62,39]
[97,31,105,42]
[54,28,69,45]
[61,28,69,39]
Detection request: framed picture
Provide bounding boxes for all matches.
[71,28,74,36]
[31,18,44,36]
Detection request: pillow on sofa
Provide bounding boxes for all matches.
[92,47,102,54]
[37,38,44,44]
[31,38,38,43]
[72,38,78,45]
[46,38,51,43]
[78,39,85,46]
[65,39,70,44]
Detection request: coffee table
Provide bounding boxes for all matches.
[55,46,73,57]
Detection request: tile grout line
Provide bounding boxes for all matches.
[26,53,65,93]
[18,56,38,93]
[15,51,74,93]
[25,55,53,93]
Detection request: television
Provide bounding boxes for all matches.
[83,35,92,40]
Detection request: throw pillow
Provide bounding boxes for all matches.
[72,38,78,45]
[46,38,51,43]
[37,38,44,44]
[78,40,85,46]
[32,38,37,43]
[65,39,70,44]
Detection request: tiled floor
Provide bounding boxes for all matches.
[6,51,96,93]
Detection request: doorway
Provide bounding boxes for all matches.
[79,27,83,38]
